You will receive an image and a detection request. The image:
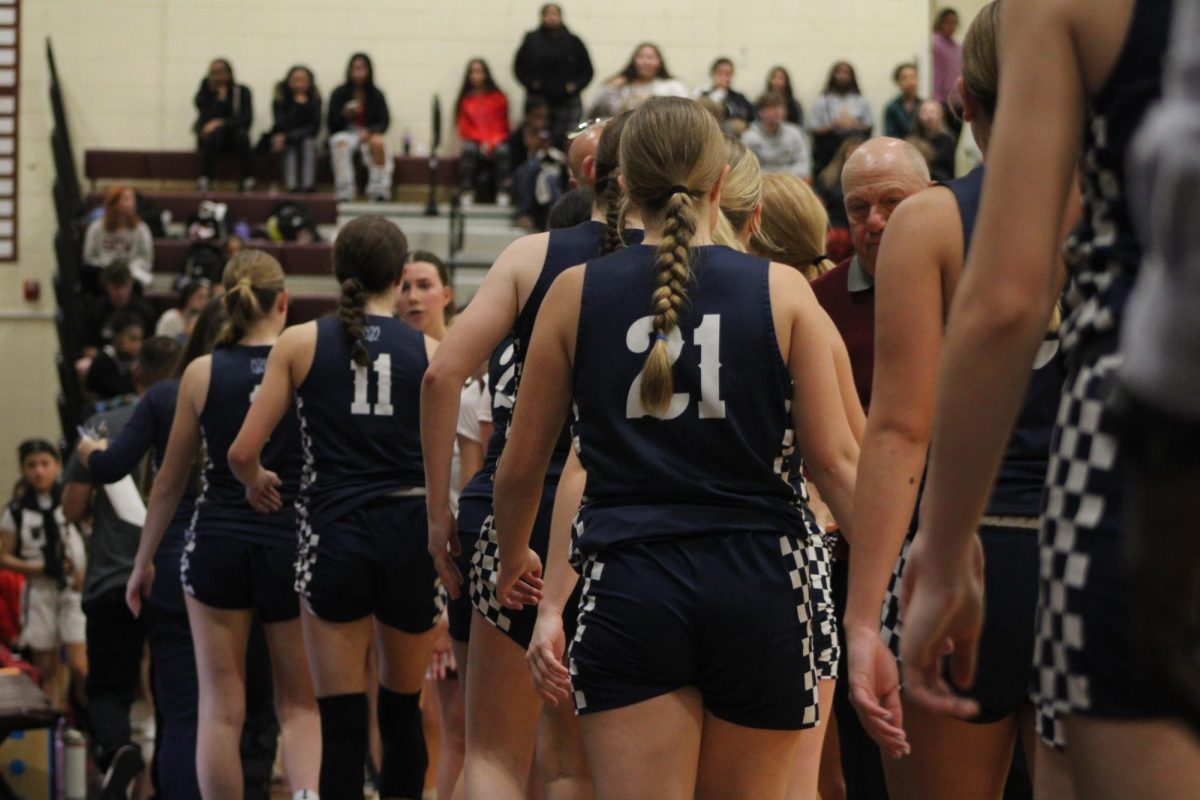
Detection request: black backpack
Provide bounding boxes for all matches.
[175,240,224,290]
[269,200,321,243]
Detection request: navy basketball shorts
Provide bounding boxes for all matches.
[449,494,488,643]
[569,531,820,731]
[296,496,444,633]
[180,531,299,624]
[801,529,840,682]
[468,481,582,650]
[1032,354,1176,747]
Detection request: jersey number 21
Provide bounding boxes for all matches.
[625,314,724,420]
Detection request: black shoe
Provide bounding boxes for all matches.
[100,743,143,800]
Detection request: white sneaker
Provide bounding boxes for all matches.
[496,191,511,208]
[459,190,475,208]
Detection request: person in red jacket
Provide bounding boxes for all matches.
[456,59,512,206]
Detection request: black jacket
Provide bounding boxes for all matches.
[513,25,593,102]
[327,83,390,135]
[698,87,755,123]
[272,93,323,143]
[193,81,253,136]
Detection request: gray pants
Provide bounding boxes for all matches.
[330,129,393,201]
[282,137,317,192]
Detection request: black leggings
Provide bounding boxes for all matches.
[198,125,254,180]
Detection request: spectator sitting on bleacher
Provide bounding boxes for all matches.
[742,92,812,179]
[193,58,255,193]
[84,263,156,355]
[328,52,393,202]
[85,310,143,401]
[269,66,322,193]
[456,58,512,206]
[0,439,88,713]
[82,186,154,289]
[908,99,957,181]
[509,102,566,230]
[155,278,211,343]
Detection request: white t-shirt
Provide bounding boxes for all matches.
[1,495,87,575]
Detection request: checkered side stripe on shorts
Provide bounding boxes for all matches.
[779,534,820,727]
[293,397,320,598]
[1032,354,1121,749]
[179,434,211,598]
[467,514,513,634]
[568,552,604,713]
[801,527,840,681]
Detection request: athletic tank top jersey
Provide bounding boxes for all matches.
[196,345,302,542]
[944,166,1067,517]
[295,316,426,530]
[572,244,804,555]
[1060,0,1173,360]
[458,336,515,503]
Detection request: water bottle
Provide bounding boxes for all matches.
[63,728,86,800]
[402,128,413,156]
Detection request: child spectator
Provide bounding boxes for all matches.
[82,186,154,289]
[0,440,88,712]
[84,263,156,354]
[269,66,322,193]
[456,59,512,205]
[155,278,211,342]
[587,42,688,117]
[193,58,255,192]
[763,65,805,127]
[85,310,144,401]
[909,98,957,180]
[696,58,755,134]
[883,63,922,138]
[809,60,873,176]
[328,52,393,202]
[742,92,812,178]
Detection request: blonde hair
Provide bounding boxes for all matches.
[750,174,835,281]
[712,135,762,252]
[961,1,1000,119]
[620,98,727,414]
[217,250,286,346]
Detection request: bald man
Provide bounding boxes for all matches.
[810,136,929,800]
[566,118,604,188]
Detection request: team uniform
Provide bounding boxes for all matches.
[567,243,820,730]
[1031,0,1176,747]
[293,315,441,631]
[183,345,302,623]
[791,476,839,682]
[877,165,1067,725]
[1,495,87,650]
[464,220,642,648]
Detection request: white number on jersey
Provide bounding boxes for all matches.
[350,354,394,416]
[625,314,725,420]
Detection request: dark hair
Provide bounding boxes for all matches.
[756,91,787,110]
[18,439,60,465]
[275,65,319,109]
[893,62,917,83]
[101,262,133,287]
[933,7,959,32]
[334,216,409,366]
[107,309,144,338]
[547,188,596,230]
[825,61,861,94]
[137,336,182,386]
[540,4,562,20]
[177,278,210,310]
[594,110,633,253]
[202,59,241,116]
[217,251,286,347]
[710,57,733,74]
[617,42,672,84]
[178,296,225,376]
[455,58,500,118]
[345,52,375,89]
[407,250,452,289]
[765,66,796,100]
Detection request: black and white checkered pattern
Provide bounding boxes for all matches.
[1032,353,1122,749]
[178,437,211,598]
[568,551,604,712]
[801,528,840,681]
[880,535,915,658]
[293,397,319,597]
[467,513,514,634]
[779,533,820,726]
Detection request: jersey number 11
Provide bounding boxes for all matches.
[350,355,394,416]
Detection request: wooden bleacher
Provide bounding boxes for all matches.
[85,190,339,226]
[152,238,332,276]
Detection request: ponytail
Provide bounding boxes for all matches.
[339,276,370,367]
[640,189,697,413]
[217,250,285,346]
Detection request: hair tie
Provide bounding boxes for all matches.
[237,276,253,289]
[656,184,692,205]
[812,253,828,265]
[654,333,668,342]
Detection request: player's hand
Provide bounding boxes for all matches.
[76,436,108,467]
[125,560,155,618]
[526,610,571,704]
[427,503,463,599]
[496,547,543,610]
[847,624,910,759]
[428,614,457,680]
[245,468,282,514]
[899,531,984,719]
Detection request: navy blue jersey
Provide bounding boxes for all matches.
[459,336,515,503]
[195,345,302,543]
[295,316,427,530]
[1060,0,1172,358]
[944,166,1067,517]
[571,244,804,555]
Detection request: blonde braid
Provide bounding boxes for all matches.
[639,191,696,413]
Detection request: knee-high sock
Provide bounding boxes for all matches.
[377,686,426,800]
[316,693,368,800]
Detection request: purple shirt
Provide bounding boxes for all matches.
[931,33,961,104]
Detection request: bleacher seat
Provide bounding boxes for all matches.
[152,239,332,276]
[147,290,335,326]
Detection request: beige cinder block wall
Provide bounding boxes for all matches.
[4,0,931,489]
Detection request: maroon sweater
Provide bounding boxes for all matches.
[812,257,874,411]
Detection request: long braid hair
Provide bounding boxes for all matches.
[593,111,634,254]
[333,215,409,366]
[620,98,726,414]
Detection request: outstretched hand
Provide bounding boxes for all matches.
[898,532,985,719]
